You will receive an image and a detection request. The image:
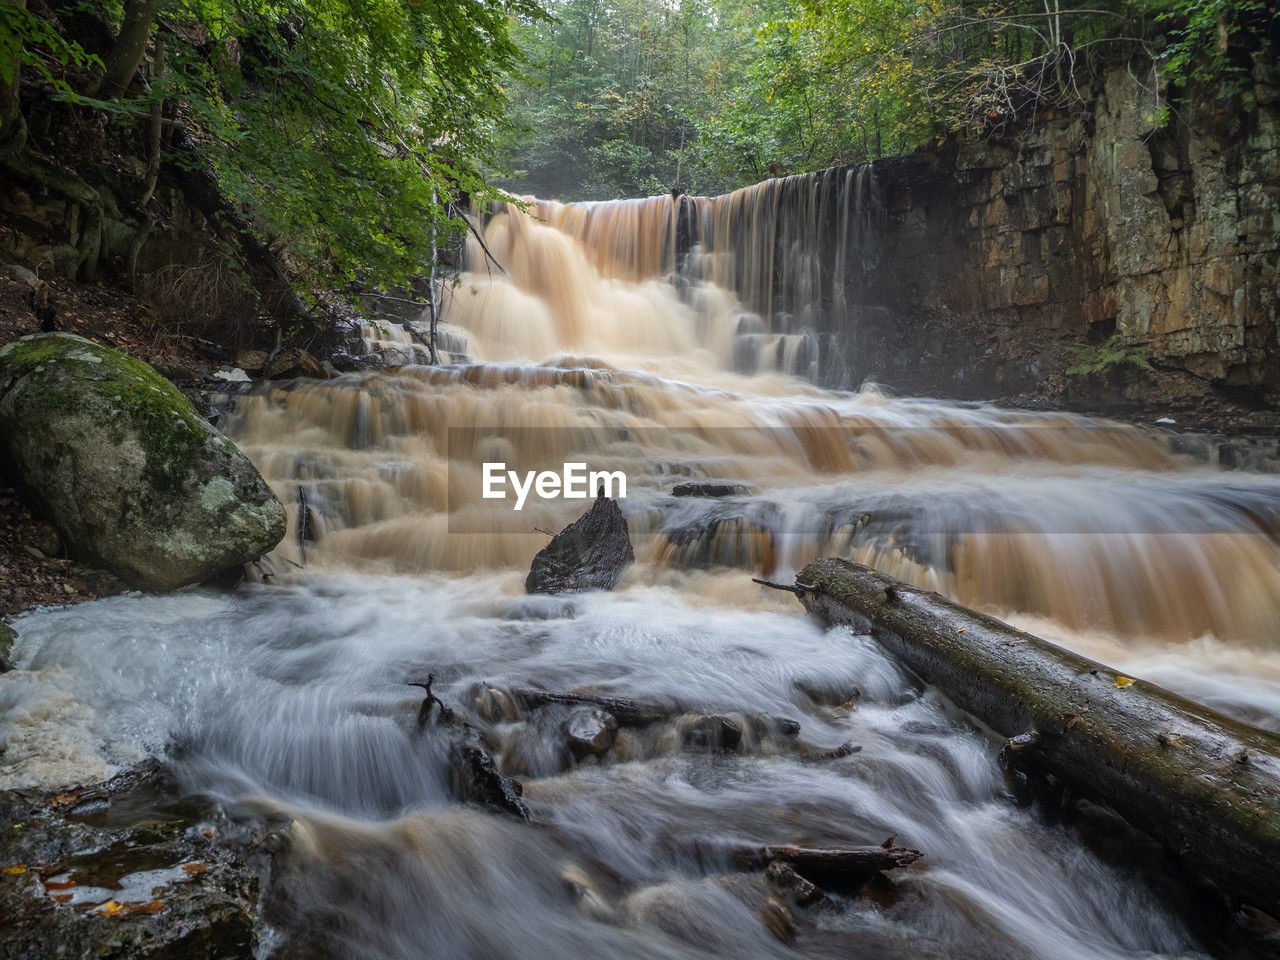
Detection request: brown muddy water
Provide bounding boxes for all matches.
[4,190,1280,959]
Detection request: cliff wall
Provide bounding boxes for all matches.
[845,63,1279,423]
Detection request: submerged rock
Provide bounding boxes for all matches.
[264,348,328,380]
[525,491,635,594]
[682,715,743,752]
[416,688,530,820]
[0,333,286,591]
[671,481,758,498]
[563,707,618,761]
[448,737,530,821]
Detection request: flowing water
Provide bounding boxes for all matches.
[5,185,1280,959]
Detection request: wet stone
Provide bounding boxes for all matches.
[472,685,521,724]
[449,741,529,821]
[563,707,618,761]
[747,713,802,739]
[433,713,530,820]
[498,595,578,621]
[526,492,635,594]
[671,481,758,498]
[0,761,277,960]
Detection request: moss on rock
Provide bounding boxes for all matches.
[0,333,286,591]
[0,622,15,671]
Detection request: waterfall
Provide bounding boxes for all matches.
[437,167,882,384]
[206,191,1280,648]
[6,175,1279,960]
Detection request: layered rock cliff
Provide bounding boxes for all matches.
[847,62,1279,421]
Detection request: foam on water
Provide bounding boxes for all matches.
[5,574,1210,957]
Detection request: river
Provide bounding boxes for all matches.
[4,189,1280,959]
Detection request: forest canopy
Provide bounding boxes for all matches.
[1,0,546,292]
[493,0,1278,200]
[1,0,1274,292]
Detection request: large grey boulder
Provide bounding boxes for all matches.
[0,332,286,591]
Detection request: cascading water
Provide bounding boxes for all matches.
[4,183,1280,959]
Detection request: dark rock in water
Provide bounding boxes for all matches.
[326,350,360,372]
[0,333,287,591]
[420,692,530,819]
[564,707,618,761]
[526,492,635,594]
[683,715,743,752]
[746,713,801,740]
[498,595,578,621]
[449,738,530,821]
[671,481,757,498]
[0,760,277,959]
[773,717,802,737]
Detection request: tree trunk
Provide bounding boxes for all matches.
[512,689,671,728]
[791,557,1280,918]
[97,0,161,99]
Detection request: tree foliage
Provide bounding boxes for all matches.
[496,0,1277,201]
[3,0,547,292]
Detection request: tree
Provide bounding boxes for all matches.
[2,0,548,296]
[95,0,162,98]
[495,0,1277,203]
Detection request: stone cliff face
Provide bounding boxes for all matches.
[844,62,1279,420]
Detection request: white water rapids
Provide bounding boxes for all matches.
[4,190,1280,958]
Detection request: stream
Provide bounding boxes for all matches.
[5,192,1280,959]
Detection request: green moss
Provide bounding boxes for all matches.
[0,334,211,495]
[0,622,15,660]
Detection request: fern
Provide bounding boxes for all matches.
[1065,335,1154,376]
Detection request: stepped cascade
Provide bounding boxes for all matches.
[7,182,1280,960]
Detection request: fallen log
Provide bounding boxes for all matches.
[791,558,1280,917]
[510,688,802,740]
[729,843,922,879]
[511,689,670,728]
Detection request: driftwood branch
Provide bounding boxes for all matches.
[296,484,309,566]
[715,841,921,879]
[408,674,447,729]
[793,557,1280,917]
[752,577,805,595]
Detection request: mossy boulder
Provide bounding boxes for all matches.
[0,333,286,591]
